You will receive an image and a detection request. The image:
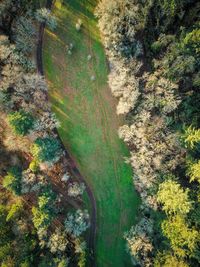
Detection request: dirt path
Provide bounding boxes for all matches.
[36,1,97,266]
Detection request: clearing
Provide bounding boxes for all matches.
[43,0,140,266]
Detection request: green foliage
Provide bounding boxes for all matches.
[187,160,200,183]
[162,215,199,257]
[183,27,200,55]
[182,126,200,149]
[31,136,62,163]
[6,199,23,221]
[154,251,189,267]
[3,166,22,196]
[29,159,39,173]
[157,180,192,215]
[151,34,175,54]
[57,259,68,267]
[32,206,51,230]
[32,188,56,230]
[161,0,188,16]
[8,110,34,136]
[0,244,12,262]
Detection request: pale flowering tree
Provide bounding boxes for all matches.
[35,8,57,30]
[64,209,90,237]
[48,228,69,254]
[68,182,85,197]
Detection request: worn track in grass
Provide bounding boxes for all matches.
[42,0,140,266]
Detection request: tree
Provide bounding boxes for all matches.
[31,136,62,163]
[154,251,189,267]
[64,210,90,238]
[183,28,200,55]
[29,160,39,173]
[3,166,22,195]
[35,8,57,30]
[6,199,23,221]
[182,126,200,149]
[68,182,85,197]
[48,228,68,254]
[162,215,199,257]
[157,180,192,215]
[187,160,200,183]
[8,110,34,136]
[32,188,56,230]
[124,217,154,267]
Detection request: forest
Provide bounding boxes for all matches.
[0,0,200,267]
[96,0,200,266]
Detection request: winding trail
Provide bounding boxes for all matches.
[36,1,97,266]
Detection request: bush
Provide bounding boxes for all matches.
[8,110,34,136]
[187,160,200,183]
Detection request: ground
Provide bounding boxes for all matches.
[43,0,140,266]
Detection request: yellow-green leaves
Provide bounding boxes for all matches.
[157,180,192,215]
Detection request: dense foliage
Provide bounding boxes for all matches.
[96,0,200,266]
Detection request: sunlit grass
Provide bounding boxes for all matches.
[43,0,140,266]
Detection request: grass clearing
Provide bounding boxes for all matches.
[43,0,140,266]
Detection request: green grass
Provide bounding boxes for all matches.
[43,0,140,266]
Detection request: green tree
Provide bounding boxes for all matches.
[182,126,200,149]
[6,199,23,221]
[8,110,34,136]
[162,215,199,257]
[183,28,200,55]
[154,251,189,267]
[187,160,200,183]
[157,180,192,215]
[29,160,39,173]
[31,136,62,163]
[3,167,22,196]
[32,188,56,230]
